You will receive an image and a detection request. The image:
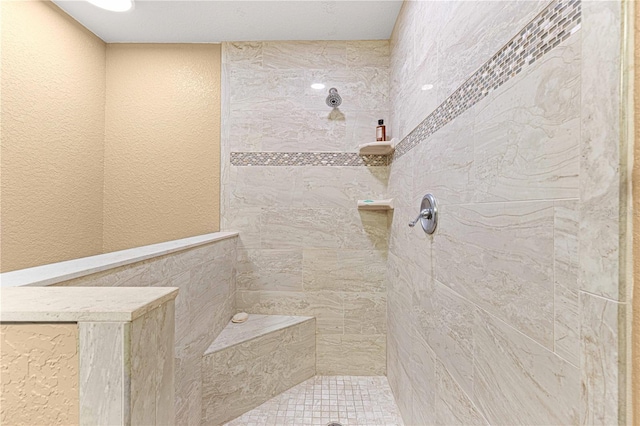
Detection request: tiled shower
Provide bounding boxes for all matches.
[220,0,631,424]
[0,0,632,424]
[221,40,391,375]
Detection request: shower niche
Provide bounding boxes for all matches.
[356,138,396,211]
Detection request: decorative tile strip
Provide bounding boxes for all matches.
[230,151,389,167]
[229,0,580,167]
[393,0,581,161]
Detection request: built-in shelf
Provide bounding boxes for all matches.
[358,139,396,156]
[357,199,394,211]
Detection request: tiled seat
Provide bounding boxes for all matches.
[201,314,316,425]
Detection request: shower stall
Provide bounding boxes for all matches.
[0,0,634,424]
[220,0,634,424]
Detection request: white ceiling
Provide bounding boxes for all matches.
[52,1,403,43]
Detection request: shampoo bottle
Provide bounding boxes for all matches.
[376,119,386,142]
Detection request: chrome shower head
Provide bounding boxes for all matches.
[326,88,342,108]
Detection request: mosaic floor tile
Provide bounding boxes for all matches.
[224,376,404,426]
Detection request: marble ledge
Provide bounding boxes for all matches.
[0,231,239,288]
[0,287,178,323]
[205,314,314,354]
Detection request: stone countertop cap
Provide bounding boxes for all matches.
[0,231,239,288]
[0,287,179,323]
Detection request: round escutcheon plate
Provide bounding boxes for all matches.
[419,193,437,234]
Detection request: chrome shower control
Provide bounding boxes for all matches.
[409,209,431,227]
[408,194,438,234]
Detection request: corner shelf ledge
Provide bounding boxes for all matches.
[357,199,394,211]
[358,139,396,156]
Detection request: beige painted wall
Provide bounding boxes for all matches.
[103,44,221,253]
[0,0,106,272]
[1,2,222,269]
[0,323,79,425]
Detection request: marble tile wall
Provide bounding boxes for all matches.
[130,301,175,426]
[391,0,580,159]
[55,237,238,425]
[78,300,176,426]
[387,0,631,425]
[79,322,128,425]
[221,41,390,375]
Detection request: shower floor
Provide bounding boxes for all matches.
[225,376,404,426]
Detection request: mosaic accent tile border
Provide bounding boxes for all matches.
[230,151,388,167]
[393,0,581,160]
[230,0,580,167]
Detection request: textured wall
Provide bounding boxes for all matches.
[0,323,79,425]
[1,2,222,269]
[0,0,106,272]
[103,44,221,253]
[57,236,238,425]
[221,41,390,375]
[387,0,630,424]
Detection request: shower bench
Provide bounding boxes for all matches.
[201,314,316,425]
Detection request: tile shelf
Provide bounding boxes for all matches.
[357,139,396,156]
[357,199,394,211]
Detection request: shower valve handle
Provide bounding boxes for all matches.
[409,209,432,227]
